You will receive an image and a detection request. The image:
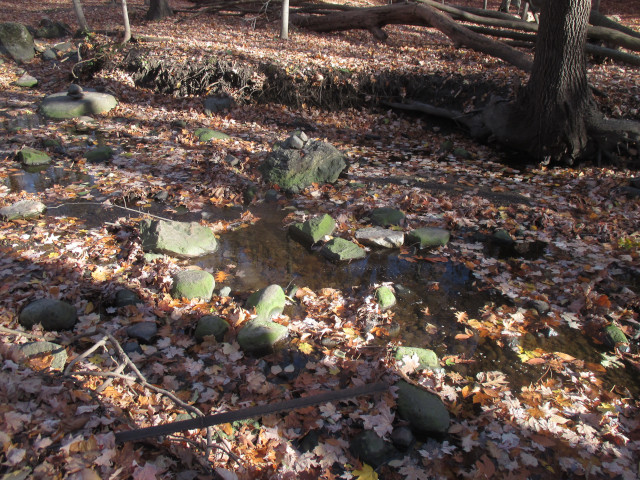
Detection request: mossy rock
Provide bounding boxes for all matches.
[171,269,215,301]
[321,237,366,262]
[194,128,230,142]
[394,346,439,370]
[246,284,286,320]
[16,147,50,166]
[237,318,288,355]
[370,207,405,227]
[375,286,396,310]
[194,315,229,342]
[289,214,336,244]
[406,227,450,248]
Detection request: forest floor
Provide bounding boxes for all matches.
[1,0,640,479]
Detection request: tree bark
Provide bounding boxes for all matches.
[72,0,90,33]
[147,0,174,20]
[281,0,290,39]
[510,0,592,161]
[122,0,132,43]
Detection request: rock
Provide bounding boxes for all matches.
[218,286,232,297]
[394,346,439,370]
[40,90,117,119]
[16,147,50,166]
[19,298,77,331]
[224,154,240,167]
[6,114,41,132]
[15,73,37,87]
[396,381,450,434]
[123,342,141,355]
[154,190,169,202]
[19,341,67,371]
[406,227,450,249]
[492,229,514,244]
[288,135,304,149]
[0,23,35,63]
[204,96,234,115]
[194,128,230,142]
[453,147,470,159]
[390,426,414,450]
[237,318,288,355]
[53,41,74,53]
[259,138,346,193]
[349,430,397,468]
[41,48,57,61]
[140,219,218,258]
[264,189,279,202]
[171,269,215,301]
[604,324,628,348]
[143,253,164,263]
[246,284,286,320]
[289,214,336,244]
[67,84,84,99]
[375,286,396,310]
[0,199,46,220]
[84,146,113,163]
[114,288,141,308]
[355,227,404,248]
[321,238,366,262]
[126,322,158,343]
[527,299,550,315]
[34,18,70,39]
[370,207,405,227]
[194,315,229,342]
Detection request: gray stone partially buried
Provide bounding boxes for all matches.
[406,227,450,249]
[140,219,217,258]
[355,227,404,248]
[0,23,35,63]
[0,200,46,220]
[19,298,77,331]
[237,318,288,355]
[289,214,336,244]
[396,381,450,434]
[40,91,117,119]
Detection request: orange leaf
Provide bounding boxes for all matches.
[455,333,473,340]
[462,385,472,398]
[214,271,230,283]
[527,357,547,365]
[554,352,576,362]
[220,423,234,436]
[595,295,611,308]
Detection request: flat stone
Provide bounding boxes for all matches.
[604,324,628,348]
[406,227,450,249]
[0,199,46,220]
[396,381,450,434]
[194,315,229,342]
[289,214,336,244]
[171,269,215,301]
[15,73,37,87]
[370,207,405,227]
[40,91,117,119]
[114,288,141,308]
[19,341,67,371]
[321,237,366,262]
[355,227,404,248]
[246,284,286,320]
[19,298,77,331]
[237,318,288,356]
[16,147,50,166]
[126,322,157,343]
[194,128,230,142]
[140,219,218,258]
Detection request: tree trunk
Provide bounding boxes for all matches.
[146,0,173,20]
[122,0,132,43]
[281,0,290,39]
[72,0,90,33]
[512,0,592,161]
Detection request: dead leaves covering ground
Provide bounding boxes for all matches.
[1,0,640,478]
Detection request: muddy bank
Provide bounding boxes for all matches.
[117,47,512,112]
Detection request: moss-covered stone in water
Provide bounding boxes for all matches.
[16,147,50,166]
[604,324,628,347]
[321,237,366,262]
[406,227,450,249]
[85,146,113,163]
[246,284,286,320]
[289,214,336,244]
[375,286,396,310]
[394,346,439,370]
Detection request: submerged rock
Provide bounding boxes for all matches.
[140,219,218,258]
[394,346,439,370]
[375,286,396,310]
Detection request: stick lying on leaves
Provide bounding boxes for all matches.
[115,382,388,443]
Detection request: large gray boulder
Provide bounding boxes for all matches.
[40,88,117,119]
[237,318,288,355]
[396,381,450,434]
[260,133,346,193]
[289,214,336,244]
[19,299,77,331]
[246,284,286,320]
[0,23,35,63]
[140,219,218,258]
[0,200,46,220]
[171,269,215,301]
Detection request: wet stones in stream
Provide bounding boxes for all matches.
[321,237,366,262]
[140,219,218,258]
[370,207,406,227]
[288,213,336,245]
[406,227,451,249]
[239,285,289,355]
[16,147,51,166]
[355,227,404,248]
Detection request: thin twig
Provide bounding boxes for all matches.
[47,202,173,222]
[0,325,55,340]
[64,334,109,375]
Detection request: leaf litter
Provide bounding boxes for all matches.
[0,0,640,479]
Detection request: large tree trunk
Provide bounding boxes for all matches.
[122,0,132,43]
[146,0,174,20]
[71,0,90,33]
[516,0,592,161]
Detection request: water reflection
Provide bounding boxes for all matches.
[7,165,93,194]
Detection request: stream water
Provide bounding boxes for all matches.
[6,164,640,396]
